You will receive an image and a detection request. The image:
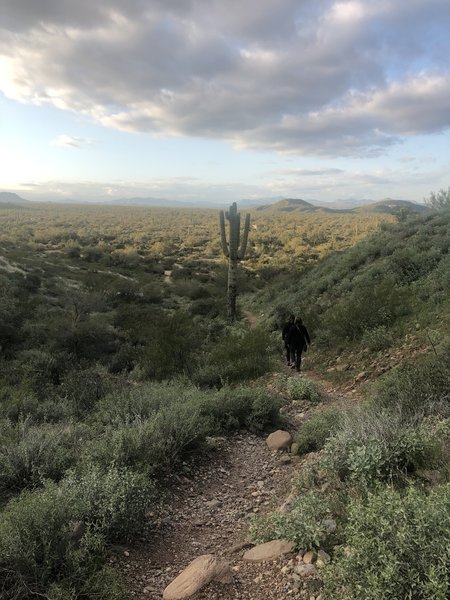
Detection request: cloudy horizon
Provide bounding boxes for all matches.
[1,0,449,203]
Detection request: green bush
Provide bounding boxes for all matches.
[0,388,70,423]
[87,407,212,473]
[294,408,340,455]
[323,406,438,486]
[324,484,450,600]
[61,368,109,415]
[0,465,153,599]
[207,327,275,383]
[250,491,332,550]
[62,465,156,542]
[286,376,322,403]
[202,386,280,433]
[0,420,87,500]
[136,311,205,380]
[361,324,393,351]
[372,354,450,418]
[90,383,279,471]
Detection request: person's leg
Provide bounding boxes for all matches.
[296,348,303,372]
[290,346,297,368]
[285,343,291,364]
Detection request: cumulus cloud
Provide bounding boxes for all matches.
[1,0,449,156]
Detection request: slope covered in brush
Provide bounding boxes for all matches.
[257,209,450,353]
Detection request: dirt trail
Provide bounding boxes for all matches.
[116,429,301,599]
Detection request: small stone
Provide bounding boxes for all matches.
[280,455,292,465]
[302,551,317,564]
[124,551,130,557]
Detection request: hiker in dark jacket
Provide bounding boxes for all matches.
[282,314,295,365]
[288,317,311,372]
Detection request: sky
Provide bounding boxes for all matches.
[0,0,449,205]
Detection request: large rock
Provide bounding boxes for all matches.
[163,555,232,600]
[266,430,293,451]
[243,539,294,563]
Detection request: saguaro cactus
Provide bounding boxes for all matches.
[219,202,251,321]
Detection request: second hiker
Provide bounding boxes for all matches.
[288,316,311,372]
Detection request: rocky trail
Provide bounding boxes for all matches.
[112,360,354,600]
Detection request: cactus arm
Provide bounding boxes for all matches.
[235,212,241,253]
[238,213,251,259]
[219,211,229,257]
[229,210,237,260]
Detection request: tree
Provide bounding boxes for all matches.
[425,187,450,210]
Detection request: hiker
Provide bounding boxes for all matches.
[282,314,295,365]
[288,317,311,372]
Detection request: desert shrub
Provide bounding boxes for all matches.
[324,484,450,600]
[323,406,438,487]
[87,406,212,473]
[0,420,87,500]
[108,342,136,373]
[61,368,110,415]
[91,383,279,470]
[62,464,156,542]
[190,363,223,388]
[94,381,204,423]
[321,277,410,344]
[137,311,205,380]
[0,388,70,423]
[294,408,340,455]
[372,354,450,417]
[202,386,279,432]
[250,491,332,550]
[361,324,393,351]
[390,246,442,284]
[0,464,152,599]
[286,376,323,403]
[203,328,274,383]
[206,326,275,383]
[189,297,221,317]
[15,350,62,398]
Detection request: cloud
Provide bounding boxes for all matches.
[1,0,450,156]
[50,135,93,148]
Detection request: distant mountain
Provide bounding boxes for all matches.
[256,198,323,212]
[356,199,428,215]
[0,192,30,208]
[253,197,428,216]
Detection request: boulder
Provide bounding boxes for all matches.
[163,555,232,600]
[266,430,293,451]
[243,539,294,563]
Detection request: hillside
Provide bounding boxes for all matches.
[250,208,450,379]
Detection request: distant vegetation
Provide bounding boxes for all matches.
[0,199,448,598]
